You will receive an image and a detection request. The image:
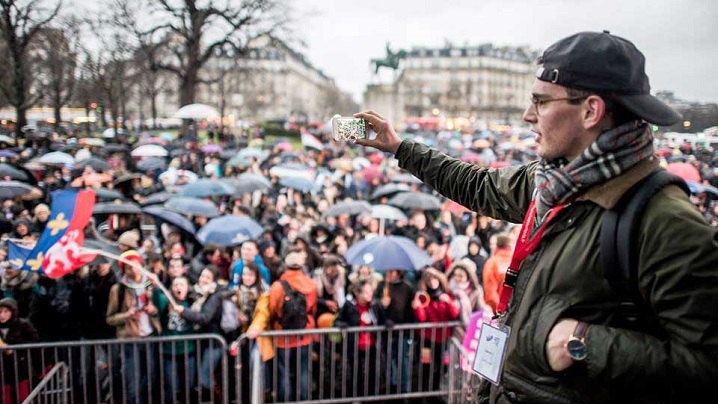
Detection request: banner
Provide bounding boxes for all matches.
[21,189,96,275]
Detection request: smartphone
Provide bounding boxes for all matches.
[332,116,367,142]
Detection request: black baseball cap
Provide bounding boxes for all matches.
[536,31,681,126]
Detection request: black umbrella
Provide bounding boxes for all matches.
[165,196,220,217]
[136,157,167,172]
[322,200,372,218]
[0,163,30,182]
[83,238,121,266]
[113,173,142,187]
[221,173,271,195]
[0,181,42,199]
[77,157,110,173]
[170,149,190,158]
[391,173,424,185]
[104,144,129,153]
[142,205,197,236]
[179,179,235,198]
[388,192,441,211]
[95,188,127,202]
[140,191,175,206]
[370,183,411,200]
[93,201,143,215]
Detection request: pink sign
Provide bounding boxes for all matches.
[461,309,491,371]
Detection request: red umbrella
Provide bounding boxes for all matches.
[666,162,701,182]
[655,148,673,158]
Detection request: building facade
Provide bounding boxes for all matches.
[363,42,540,130]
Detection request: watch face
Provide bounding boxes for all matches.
[567,338,587,361]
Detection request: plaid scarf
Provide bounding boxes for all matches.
[533,121,654,221]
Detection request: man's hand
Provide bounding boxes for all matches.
[354,110,403,155]
[325,300,339,313]
[546,318,579,372]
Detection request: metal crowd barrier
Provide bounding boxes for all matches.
[0,334,228,404]
[21,362,69,404]
[0,323,484,404]
[232,321,462,403]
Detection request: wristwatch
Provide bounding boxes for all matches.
[566,321,589,361]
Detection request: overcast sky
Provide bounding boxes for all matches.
[294,0,718,105]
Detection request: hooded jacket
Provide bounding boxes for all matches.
[396,140,718,403]
[268,268,317,348]
[0,297,39,380]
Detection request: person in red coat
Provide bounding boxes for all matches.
[413,267,459,401]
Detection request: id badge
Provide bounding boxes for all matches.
[471,323,510,385]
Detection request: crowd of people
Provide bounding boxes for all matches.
[1,33,718,404]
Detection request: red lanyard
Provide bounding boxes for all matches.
[495,200,566,316]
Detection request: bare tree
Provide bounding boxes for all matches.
[0,0,62,135]
[35,17,80,133]
[114,0,292,134]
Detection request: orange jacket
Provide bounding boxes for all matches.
[482,247,514,314]
[268,269,318,348]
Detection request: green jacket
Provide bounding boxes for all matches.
[396,140,718,403]
[152,290,195,355]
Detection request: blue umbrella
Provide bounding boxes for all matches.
[0,150,18,158]
[343,235,432,271]
[279,176,317,193]
[140,191,175,206]
[179,178,235,198]
[196,215,264,246]
[165,197,220,217]
[142,205,197,236]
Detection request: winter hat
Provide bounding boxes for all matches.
[118,249,144,271]
[118,230,140,248]
[0,297,18,317]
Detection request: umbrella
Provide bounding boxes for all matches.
[174,103,220,120]
[0,163,30,182]
[142,205,196,236]
[76,157,109,172]
[269,164,313,180]
[136,157,167,172]
[0,134,14,144]
[159,169,198,186]
[391,173,423,185]
[0,150,18,158]
[370,204,409,235]
[0,181,42,200]
[137,137,169,146]
[113,173,142,187]
[279,176,317,193]
[38,151,74,165]
[371,183,411,200]
[93,201,142,215]
[165,196,220,217]
[170,149,190,158]
[102,128,128,138]
[179,179,235,198]
[388,192,441,211]
[370,204,408,222]
[104,143,129,153]
[95,188,126,202]
[343,235,432,271]
[201,144,222,154]
[221,173,271,195]
[131,144,168,158]
[140,191,175,206]
[666,162,701,182]
[196,215,264,246]
[79,138,105,147]
[158,132,175,142]
[322,200,371,218]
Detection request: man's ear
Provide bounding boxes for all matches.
[582,95,608,130]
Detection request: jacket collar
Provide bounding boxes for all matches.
[576,157,659,209]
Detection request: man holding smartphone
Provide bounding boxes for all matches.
[356,31,718,403]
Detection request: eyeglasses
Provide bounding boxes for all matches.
[529,96,588,116]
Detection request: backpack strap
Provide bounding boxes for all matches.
[280,280,293,295]
[601,169,690,323]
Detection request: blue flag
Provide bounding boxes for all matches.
[8,240,32,269]
[21,190,94,272]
